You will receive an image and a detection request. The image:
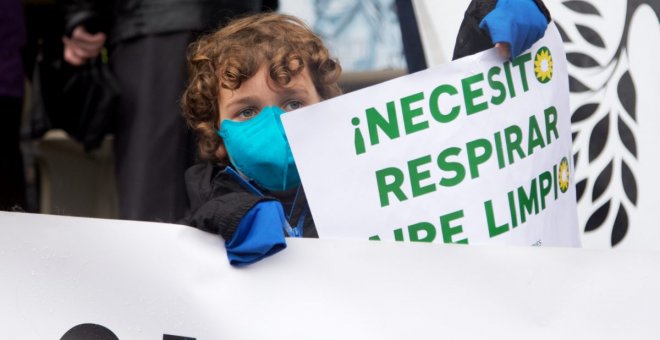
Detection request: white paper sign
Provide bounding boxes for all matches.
[283,24,580,246]
[2,212,659,340]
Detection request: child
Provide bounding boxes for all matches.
[180,1,551,266]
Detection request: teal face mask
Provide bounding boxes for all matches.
[218,106,300,192]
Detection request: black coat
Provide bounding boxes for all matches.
[62,0,278,44]
[180,163,317,240]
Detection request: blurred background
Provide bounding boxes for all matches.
[4,0,659,250]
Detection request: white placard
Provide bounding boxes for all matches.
[283,23,579,247]
[1,212,659,339]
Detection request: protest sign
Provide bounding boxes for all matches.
[1,212,659,339]
[283,23,579,246]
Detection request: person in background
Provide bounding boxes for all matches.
[61,0,278,222]
[0,0,28,211]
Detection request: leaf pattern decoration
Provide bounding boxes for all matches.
[569,75,590,92]
[588,114,609,162]
[575,178,588,202]
[576,24,606,48]
[556,23,572,43]
[591,160,612,202]
[617,116,637,156]
[611,204,628,246]
[562,0,601,16]
[621,160,638,205]
[555,0,643,248]
[617,71,637,121]
[585,200,610,232]
[566,52,601,67]
[571,102,599,123]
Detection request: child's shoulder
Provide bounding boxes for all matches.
[184,162,266,210]
[184,162,223,194]
[184,162,237,208]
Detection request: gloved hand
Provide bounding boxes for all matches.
[479,0,548,59]
[225,200,287,266]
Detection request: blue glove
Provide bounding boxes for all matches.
[479,0,548,59]
[225,201,287,266]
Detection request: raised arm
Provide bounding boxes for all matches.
[453,0,551,60]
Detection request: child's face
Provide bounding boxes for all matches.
[218,64,321,123]
[215,64,321,159]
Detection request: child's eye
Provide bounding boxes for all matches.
[283,100,304,112]
[237,108,258,120]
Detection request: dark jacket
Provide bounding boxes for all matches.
[62,0,278,44]
[180,163,317,242]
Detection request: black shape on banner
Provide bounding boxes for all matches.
[555,23,572,43]
[612,204,629,246]
[617,71,637,121]
[592,161,613,202]
[575,178,587,202]
[588,114,609,162]
[570,103,598,123]
[621,160,638,205]
[585,201,610,232]
[164,335,196,340]
[562,1,601,16]
[617,116,637,157]
[568,75,590,92]
[566,52,600,68]
[575,24,605,48]
[60,324,119,340]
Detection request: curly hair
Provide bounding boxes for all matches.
[181,13,342,162]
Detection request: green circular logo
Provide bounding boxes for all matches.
[559,157,570,193]
[534,47,553,84]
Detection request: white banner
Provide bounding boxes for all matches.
[1,212,659,339]
[283,24,579,247]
